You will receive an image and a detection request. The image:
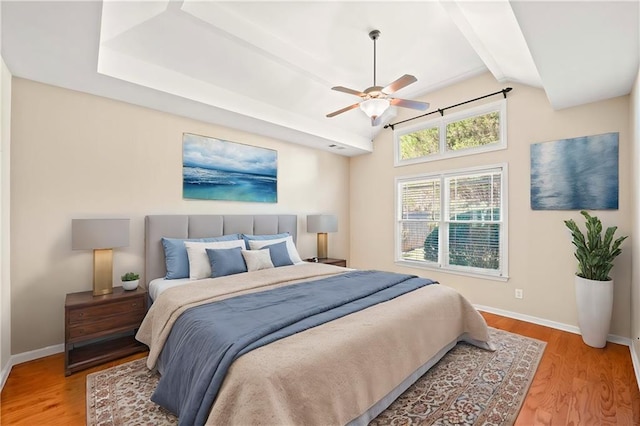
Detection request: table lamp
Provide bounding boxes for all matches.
[72,218,130,296]
[307,214,338,259]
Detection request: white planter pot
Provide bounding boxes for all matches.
[122,279,139,291]
[575,275,613,348]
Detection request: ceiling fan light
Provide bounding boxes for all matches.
[359,98,390,118]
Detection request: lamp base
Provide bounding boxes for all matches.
[93,248,114,296]
[317,233,328,259]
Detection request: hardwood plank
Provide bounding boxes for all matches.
[0,352,147,425]
[1,313,639,426]
[480,311,640,426]
[550,331,578,424]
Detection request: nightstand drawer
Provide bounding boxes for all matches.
[68,297,145,324]
[67,308,146,340]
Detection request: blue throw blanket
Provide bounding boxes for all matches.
[152,270,437,426]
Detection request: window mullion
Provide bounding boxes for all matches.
[439,120,446,156]
[441,175,449,268]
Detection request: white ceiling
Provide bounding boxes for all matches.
[2,1,638,157]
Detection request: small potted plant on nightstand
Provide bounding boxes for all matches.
[121,272,140,291]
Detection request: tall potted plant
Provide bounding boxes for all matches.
[564,211,627,348]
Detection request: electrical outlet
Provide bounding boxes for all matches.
[515,289,523,299]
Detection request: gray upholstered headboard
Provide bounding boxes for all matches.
[145,214,298,283]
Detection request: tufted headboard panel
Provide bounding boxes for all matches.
[145,214,297,283]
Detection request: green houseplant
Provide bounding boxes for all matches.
[120,272,140,291]
[564,210,627,348]
[564,210,627,281]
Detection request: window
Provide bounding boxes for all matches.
[396,164,508,279]
[394,100,506,166]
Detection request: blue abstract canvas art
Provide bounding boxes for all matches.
[183,133,277,203]
[530,132,618,210]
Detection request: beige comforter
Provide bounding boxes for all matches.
[136,263,491,425]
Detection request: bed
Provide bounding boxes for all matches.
[136,214,492,426]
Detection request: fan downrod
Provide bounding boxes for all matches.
[369,29,380,41]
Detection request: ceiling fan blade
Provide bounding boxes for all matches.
[383,74,417,94]
[331,86,366,97]
[390,98,430,111]
[326,103,361,118]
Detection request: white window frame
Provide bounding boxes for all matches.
[395,163,509,281]
[394,100,507,166]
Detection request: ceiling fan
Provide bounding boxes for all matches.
[326,29,430,126]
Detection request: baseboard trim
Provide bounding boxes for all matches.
[0,343,64,391]
[631,342,640,391]
[11,343,64,366]
[0,360,11,390]
[474,304,631,346]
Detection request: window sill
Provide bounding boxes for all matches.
[395,260,509,282]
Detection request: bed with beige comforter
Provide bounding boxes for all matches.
[136,262,491,425]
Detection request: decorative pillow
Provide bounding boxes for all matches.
[206,247,247,278]
[261,241,294,267]
[241,249,274,272]
[161,234,241,279]
[247,235,303,264]
[185,240,246,280]
[242,232,290,247]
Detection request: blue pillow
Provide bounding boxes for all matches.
[263,241,294,267]
[242,232,290,247]
[206,247,247,277]
[162,234,241,279]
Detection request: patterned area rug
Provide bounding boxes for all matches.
[86,328,545,425]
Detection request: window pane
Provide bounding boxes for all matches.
[399,127,440,160]
[448,223,500,270]
[448,173,501,220]
[400,180,440,221]
[397,164,506,277]
[446,111,500,152]
[400,221,439,262]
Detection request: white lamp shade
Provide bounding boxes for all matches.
[359,98,390,118]
[307,215,338,233]
[72,219,130,250]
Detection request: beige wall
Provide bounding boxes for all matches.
[632,67,640,357]
[10,78,350,354]
[350,72,632,338]
[1,58,11,373]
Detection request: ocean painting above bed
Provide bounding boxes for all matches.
[182,133,277,203]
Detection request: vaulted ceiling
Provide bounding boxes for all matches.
[2,1,638,156]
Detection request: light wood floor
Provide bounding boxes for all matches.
[1,313,639,425]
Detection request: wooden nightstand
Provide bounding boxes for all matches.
[306,258,347,267]
[64,286,148,376]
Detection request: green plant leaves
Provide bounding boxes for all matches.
[564,210,627,281]
[121,272,140,281]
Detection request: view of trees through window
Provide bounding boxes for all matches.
[399,127,439,160]
[446,112,499,151]
[396,102,503,164]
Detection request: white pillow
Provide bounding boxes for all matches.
[184,240,246,280]
[247,235,303,264]
[242,249,274,272]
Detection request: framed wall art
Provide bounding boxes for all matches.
[183,133,277,203]
[530,132,618,210]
